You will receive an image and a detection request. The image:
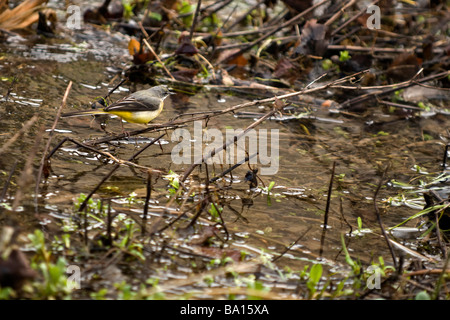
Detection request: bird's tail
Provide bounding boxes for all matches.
[61,109,107,118]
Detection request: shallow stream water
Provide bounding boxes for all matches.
[0,0,449,298]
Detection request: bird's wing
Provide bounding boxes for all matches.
[104,94,161,112]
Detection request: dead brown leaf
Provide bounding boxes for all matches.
[216,49,248,67]
[0,0,48,31]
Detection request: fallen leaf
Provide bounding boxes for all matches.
[294,19,328,57]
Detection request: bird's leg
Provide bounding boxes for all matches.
[120,120,131,138]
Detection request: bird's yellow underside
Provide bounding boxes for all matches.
[108,109,163,124]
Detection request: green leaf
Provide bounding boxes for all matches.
[148,12,162,22]
[415,291,431,300]
[341,234,360,274]
[339,50,351,62]
[322,59,333,70]
[309,263,323,284]
[208,202,223,219]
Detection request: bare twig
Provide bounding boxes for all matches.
[320,161,336,256]
[328,44,445,55]
[219,0,331,63]
[434,211,447,259]
[189,0,202,40]
[324,0,358,27]
[433,253,450,299]
[377,100,423,111]
[341,70,450,108]
[89,70,366,145]
[331,0,381,36]
[138,22,175,80]
[204,163,228,240]
[223,1,262,33]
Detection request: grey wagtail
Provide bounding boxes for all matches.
[62,85,173,125]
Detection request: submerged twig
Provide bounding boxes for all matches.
[142,171,152,235]
[77,133,166,212]
[377,99,423,112]
[12,125,45,211]
[374,164,397,270]
[209,153,258,183]
[272,226,313,263]
[0,160,18,202]
[35,81,72,213]
[181,109,277,182]
[319,161,336,256]
[204,164,228,241]
[442,144,449,171]
[0,114,38,155]
[323,161,336,229]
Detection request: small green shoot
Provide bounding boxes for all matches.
[306,263,323,299]
[339,50,351,62]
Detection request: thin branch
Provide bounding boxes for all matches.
[341,70,450,108]
[89,70,367,145]
[189,0,202,40]
[324,0,358,27]
[219,0,331,63]
[331,0,380,37]
[138,22,175,80]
